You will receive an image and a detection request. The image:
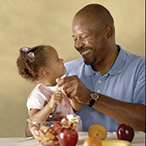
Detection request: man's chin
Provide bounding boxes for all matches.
[83,59,91,65]
[83,58,96,65]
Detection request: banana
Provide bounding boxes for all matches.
[101,139,132,146]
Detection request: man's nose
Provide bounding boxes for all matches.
[74,39,84,49]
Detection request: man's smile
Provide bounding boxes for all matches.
[79,49,92,58]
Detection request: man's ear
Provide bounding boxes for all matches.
[105,25,113,39]
[41,69,50,77]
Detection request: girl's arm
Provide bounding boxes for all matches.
[58,87,83,111]
[25,90,63,137]
[29,90,63,122]
[69,98,83,111]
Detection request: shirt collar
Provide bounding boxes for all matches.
[48,85,57,91]
[108,45,126,76]
[85,65,95,77]
[85,45,126,77]
[38,83,57,91]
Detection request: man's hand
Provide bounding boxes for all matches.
[56,75,92,104]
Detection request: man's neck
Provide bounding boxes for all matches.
[92,47,119,75]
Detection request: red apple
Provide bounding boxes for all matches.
[58,127,78,146]
[117,123,135,142]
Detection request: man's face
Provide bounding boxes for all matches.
[72,14,109,66]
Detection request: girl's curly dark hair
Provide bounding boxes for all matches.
[16,45,49,81]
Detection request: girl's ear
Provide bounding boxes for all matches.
[41,68,50,77]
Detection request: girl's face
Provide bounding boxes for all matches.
[44,47,66,84]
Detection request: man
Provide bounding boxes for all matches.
[56,4,145,132]
[25,4,145,136]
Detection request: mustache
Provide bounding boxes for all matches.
[76,46,93,52]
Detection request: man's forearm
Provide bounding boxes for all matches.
[92,94,145,131]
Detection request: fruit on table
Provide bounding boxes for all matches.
[117,123,135,142]
[101,139,132,146]
[29,116,79,145]
[88,124,107,140]
[58,127,78,146]
[83,137,102,146]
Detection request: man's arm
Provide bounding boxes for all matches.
[91,94,145,131]
[56,76,145,131]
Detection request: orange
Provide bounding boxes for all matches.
[83,137,102,146]
[88,124,107,140]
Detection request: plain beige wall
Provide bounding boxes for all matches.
[0,0,145,137]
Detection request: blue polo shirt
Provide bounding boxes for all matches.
[64,45,145,132]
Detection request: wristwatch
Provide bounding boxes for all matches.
[88,93,99,107]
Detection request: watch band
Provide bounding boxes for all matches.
[88,93,99,107]
[88,98,96,107]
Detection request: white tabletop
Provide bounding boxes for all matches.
[0,131,145,146]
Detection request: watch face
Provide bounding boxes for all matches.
[89,93,99,107]
[91,93,98,100]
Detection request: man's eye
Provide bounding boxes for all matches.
[73,38,77,41]
[82,35,88,39]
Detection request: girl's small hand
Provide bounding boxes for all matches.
[48,90,64,109]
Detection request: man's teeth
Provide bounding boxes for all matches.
[82,50,91,55]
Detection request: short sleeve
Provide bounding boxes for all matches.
[26,86,48,112]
